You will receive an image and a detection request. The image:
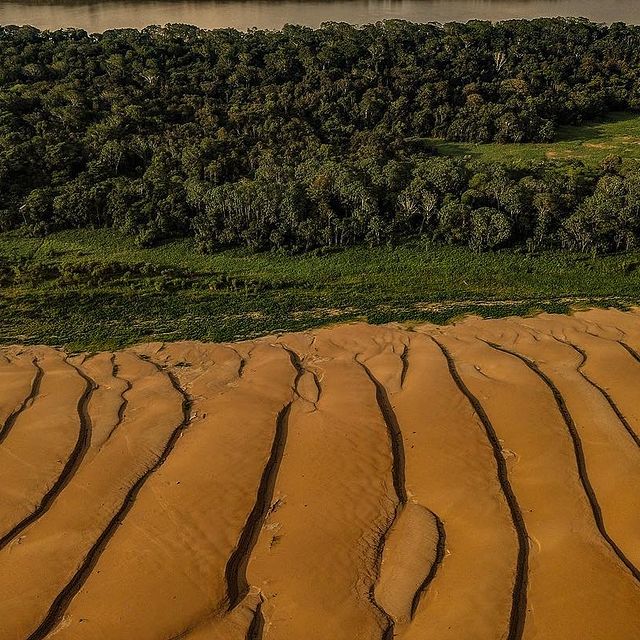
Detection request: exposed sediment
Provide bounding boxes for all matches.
[1,310,639,640]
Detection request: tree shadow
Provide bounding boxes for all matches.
[555,111,640,143]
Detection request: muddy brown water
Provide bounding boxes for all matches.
[2,0,640,33]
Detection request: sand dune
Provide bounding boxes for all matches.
[1,310,640,639]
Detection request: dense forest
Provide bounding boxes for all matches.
[2,18,640,253]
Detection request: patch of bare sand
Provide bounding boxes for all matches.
[244,328,400,640]
[430,323,639,640]
[0,310,639,640]
[0,350,40,443]
[392,331,518,640]
[0,352,184,639]
[0,349,86,540]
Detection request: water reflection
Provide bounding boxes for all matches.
[2,0,640,32]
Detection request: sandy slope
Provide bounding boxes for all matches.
[1,310,640,640]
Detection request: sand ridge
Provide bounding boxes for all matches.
[0,309,639,639]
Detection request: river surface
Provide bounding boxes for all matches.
[2,0,640,32]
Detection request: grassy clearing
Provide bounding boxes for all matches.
[429,112,640,166]
[0,229,639,350]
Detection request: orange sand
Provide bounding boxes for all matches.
[1,309,639,640]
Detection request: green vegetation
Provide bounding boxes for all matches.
[3,19,640,254]
[430,113,640,167]
[1,230,638,350]
[3,19,640,349]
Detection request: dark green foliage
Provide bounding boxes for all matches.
[0,255,283,293]
[2,19,640,253]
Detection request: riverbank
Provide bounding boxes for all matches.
[1,309,639,638]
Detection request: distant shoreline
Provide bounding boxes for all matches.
[2,0,640,34]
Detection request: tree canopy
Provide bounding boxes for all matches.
[2,18,640,253]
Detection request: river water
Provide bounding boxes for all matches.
[1,0,640,32]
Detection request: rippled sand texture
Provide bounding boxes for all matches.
[1,309,640,640]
